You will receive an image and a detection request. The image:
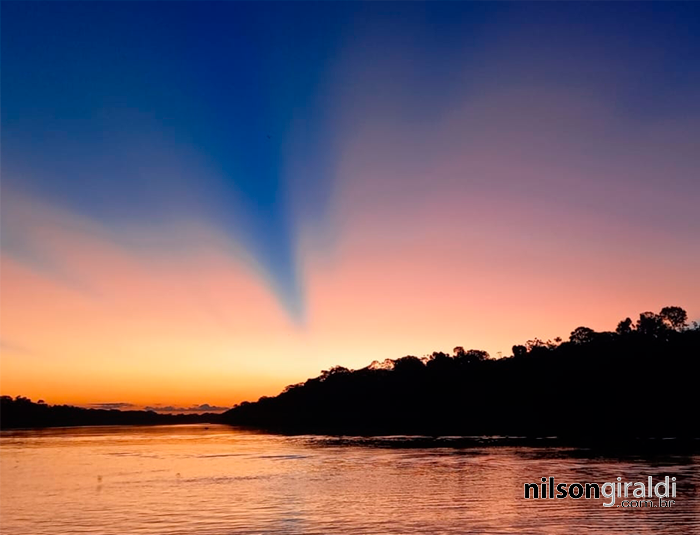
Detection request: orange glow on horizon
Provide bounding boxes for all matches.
[2,86,699,409]
[2,185,698,409]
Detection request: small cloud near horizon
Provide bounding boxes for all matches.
[143,403,229,413]
[87,402,136,410]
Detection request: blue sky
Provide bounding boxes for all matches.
[3,1,700,321]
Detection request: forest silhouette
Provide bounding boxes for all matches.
[3,306,698,441]
[222,306,699,441]
[0,397,218,429]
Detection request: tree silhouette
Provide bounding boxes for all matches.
[526,338,546,351]
[659,306,688,331]
[512,345,527,358]
[616,317,633,335]
[569,326,596,344]
[393,356,425,374]
[320,366,351,381]
[636,311,668,337]
[455,347,489,364]
[426,351,453,372]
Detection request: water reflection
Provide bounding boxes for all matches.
[1,425,698,534]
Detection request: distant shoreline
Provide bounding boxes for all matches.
[0,396,222,430]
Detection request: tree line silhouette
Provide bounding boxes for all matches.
[222,306,699,441]
[0,396,219,429]
[3,306,697,440]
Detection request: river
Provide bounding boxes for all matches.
[1,425,698,534]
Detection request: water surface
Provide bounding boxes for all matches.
[1,425,698,534]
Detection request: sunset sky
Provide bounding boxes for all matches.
[2,2,699,410]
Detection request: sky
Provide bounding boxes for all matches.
[2,2,699,409]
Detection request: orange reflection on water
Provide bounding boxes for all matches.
[1,425,698,534]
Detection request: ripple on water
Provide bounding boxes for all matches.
[1,425,698,535]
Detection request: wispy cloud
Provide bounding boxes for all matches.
[144,404,230,413]
[87,402,136,410]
